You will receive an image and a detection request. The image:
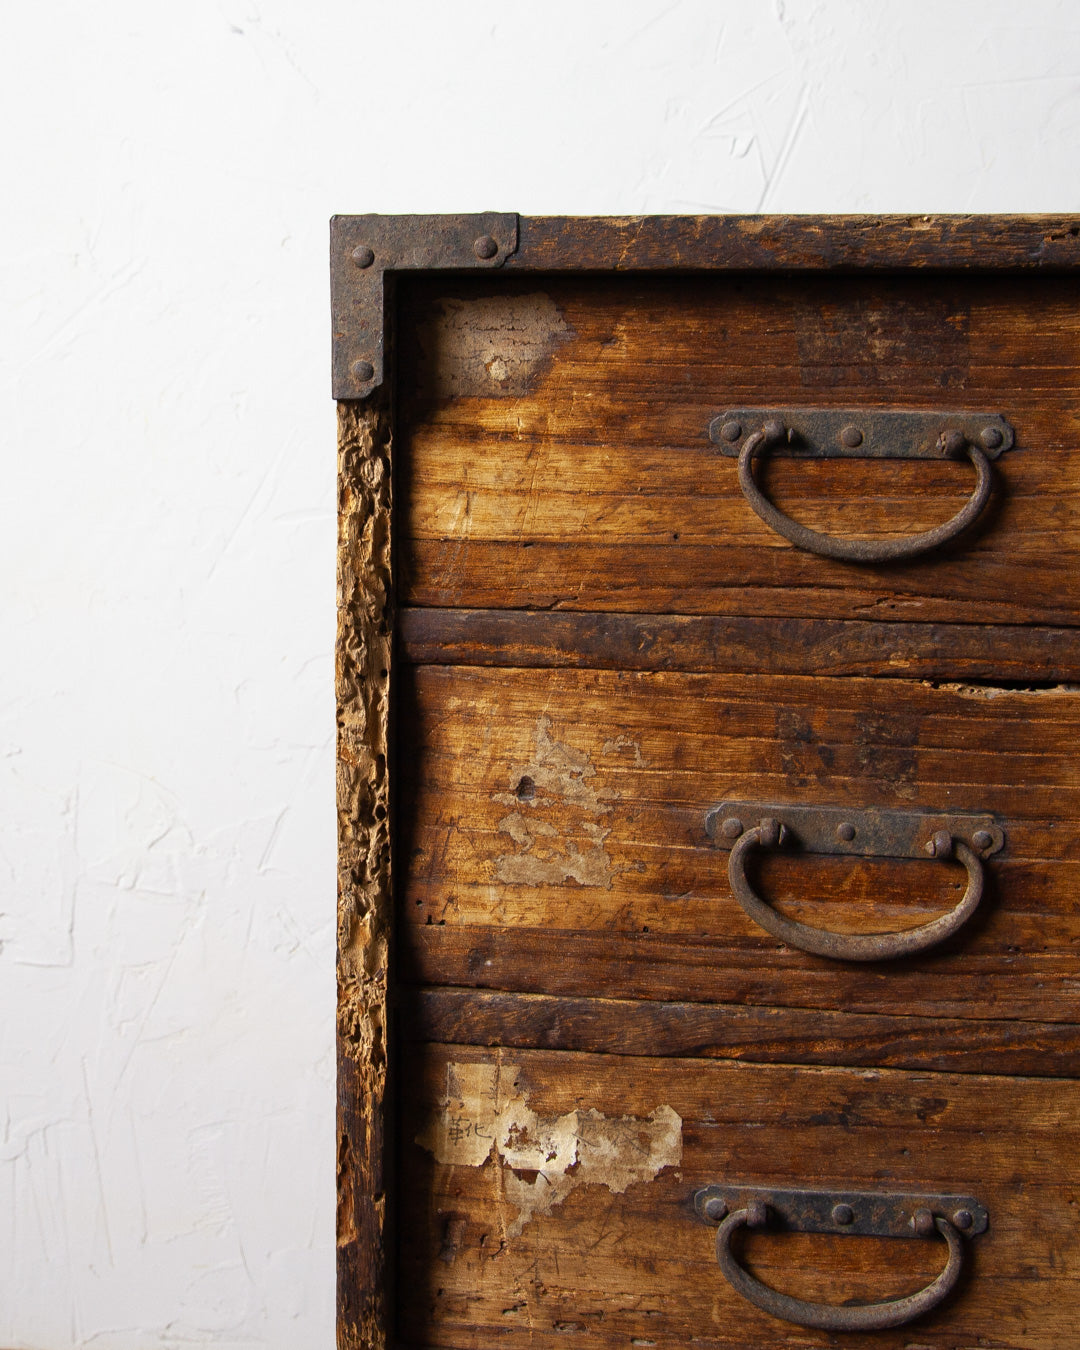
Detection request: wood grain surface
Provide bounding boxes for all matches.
[396,1044,1079,1350]
[396,664,1080,1028]
[396,272,1080,624]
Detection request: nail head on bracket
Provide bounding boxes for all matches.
[971,829,994,851]
[831,1203,855,1226]
[952,1208,974,1231]
[473,234,499,259]
[721,817,744,840]
[836,822,856,842]
[350,359,375,382]
[840,424,863,448]
[758,817,783,848]
[926,829,953,859]
[351,245,375,268]
[941,429,967,456]
[703,1195,728,1223]
[980,426,1004,451]
[720,420,742,443]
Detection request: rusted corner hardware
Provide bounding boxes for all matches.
[330,212,519,398]
[705,801,1005,859]
[694,1185,988,1238]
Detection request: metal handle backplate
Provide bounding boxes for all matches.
[695,1185,987,1333]
[708,409,1014,562]
[706,801,1004,962]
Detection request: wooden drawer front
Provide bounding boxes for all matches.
[398,1045,1078,1350]
[399,664,1080,1049]
[397,272,1080,626]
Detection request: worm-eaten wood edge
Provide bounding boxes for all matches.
[337,397,392,1350]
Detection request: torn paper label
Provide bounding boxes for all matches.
[416,1061,682,1236]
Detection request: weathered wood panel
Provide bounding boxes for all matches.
[396,1044,1080,1350]
[405,988,1080,1078]
[398,607,1080,680]
[405,920,1080,1029]
[397,272,1080,624]
[396,664,1080,1026]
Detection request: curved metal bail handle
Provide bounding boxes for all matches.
[728,819,984,962]
[738,420,993,562]
[716,1204,965,1333]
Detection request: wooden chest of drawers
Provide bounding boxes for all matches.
[332,215,1080,1349]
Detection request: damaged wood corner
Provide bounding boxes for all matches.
[336,395,393,1350]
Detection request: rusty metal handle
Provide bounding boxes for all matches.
[715,1202,965,1332]
[737,421,993,561]
[728,819,984,961]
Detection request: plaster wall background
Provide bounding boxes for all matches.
[1,1,1077,1345]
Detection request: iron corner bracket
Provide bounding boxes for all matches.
[330,212,520,398]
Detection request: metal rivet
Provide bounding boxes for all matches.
[831,1203,855,1226]
[721,817,744,840]
[971,829,994,851]
[926,829,952,859]
[836,822,856,842]
[758,817,782,848]
[350,359,375,382]
[952,1208,974,1231]
[840,425,863,448]
[703,1195,727,1223]
[941,429,967,456]
[473,234,499,260]
[912,1208,935,1237]
[979,426,1004,451]
[720,420,742,443]
[351,245,375,268]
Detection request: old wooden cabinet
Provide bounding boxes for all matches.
[333,215,1080,1349]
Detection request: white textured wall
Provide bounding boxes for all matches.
[1,1,1077,1345]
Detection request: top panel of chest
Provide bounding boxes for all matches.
[332,214,1080,628]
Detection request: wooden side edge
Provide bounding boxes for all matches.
[336,397,393,1350]
[511,213,1080,271]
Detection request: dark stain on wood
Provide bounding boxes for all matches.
[794,285,970,389]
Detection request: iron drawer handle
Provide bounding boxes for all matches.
[714,1202,965,1332]
[727,818,985,962]
[737,420,994,562]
